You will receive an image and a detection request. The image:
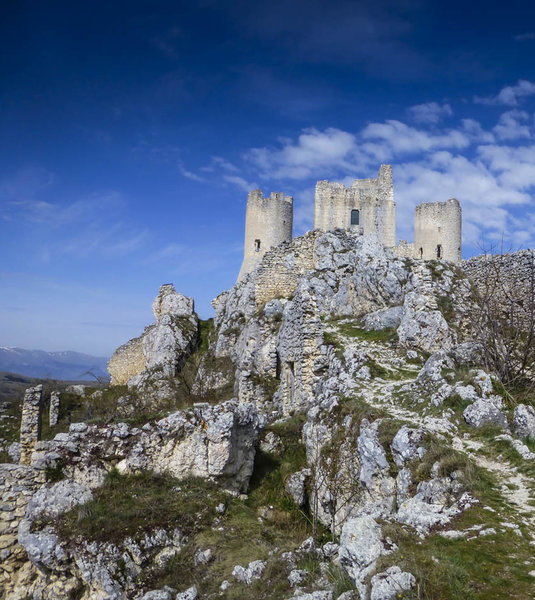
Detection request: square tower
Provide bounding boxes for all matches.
[313,165,396,247]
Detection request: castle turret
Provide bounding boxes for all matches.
[238,189,293,281]
[414,198,462,262]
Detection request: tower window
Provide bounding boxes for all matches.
[419,247,423,259]
[350,209,360,226]
[436,244,442,259]
[255,239,261,252]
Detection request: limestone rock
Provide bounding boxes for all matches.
[152,283,194,320]
[288,592,332,600]
[513,404,535,439]
[339,515,384,594]
[108,284,199,387]
[363,306,403,331]
[370,566,416,600]
[232,559,266,584]
[397,293,453,354]
[288,569,309,587]
[463,399,508,430]
[285,468,311,508]
[391,426,425,467]
[176,586,198,600]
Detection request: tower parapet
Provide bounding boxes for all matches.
[238,189,293,281]
[414,198,462,262]
[313,164,396,246]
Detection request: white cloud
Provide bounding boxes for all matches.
[177,161,204,182]
[407,102,453,124]
[223,175,258,193]
[474,80,535,106]
[247,127,359,179]
[492,110,531,141]
[240,103,535,251]
[360,120,470,157]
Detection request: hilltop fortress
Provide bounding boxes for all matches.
[238,164,462,280]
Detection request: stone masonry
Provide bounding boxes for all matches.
[238,189,293,281]
[49,391,60,427]
[314,164,396,247]
[19,385,42,466]
[254,231,319,307]
[238,165,462,285]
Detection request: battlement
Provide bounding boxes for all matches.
[248,189,293,204]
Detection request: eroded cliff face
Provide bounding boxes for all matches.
[206,231,471,418]
[2,233,535,600]
[108,284,199,388]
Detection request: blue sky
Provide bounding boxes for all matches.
[1,0,535,356]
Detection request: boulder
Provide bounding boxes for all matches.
[463,399,508,430]
[370,566,416,600]
[513,404,535,439]
[339,515,384,591]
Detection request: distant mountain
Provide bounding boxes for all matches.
[0,347,110,381]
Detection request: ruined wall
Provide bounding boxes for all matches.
[238,190,293,281]
[414,198,462,262]
[107,334,146,386]
[313,165,396,247]
[0,464,44,592]
[19,386,42,465]
[462,249,535,310]
[393,240,415,258]
[254,231,320,307]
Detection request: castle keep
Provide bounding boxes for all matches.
[238,165,462,280]
[314,164,396,246]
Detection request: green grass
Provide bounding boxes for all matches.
[144,414,328,598]
[56,470,226,543]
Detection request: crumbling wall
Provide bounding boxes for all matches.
[0,464,44,592]
[462,249,535,315]
[255,231,319,306]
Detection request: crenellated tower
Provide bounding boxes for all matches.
[238,189,293,281]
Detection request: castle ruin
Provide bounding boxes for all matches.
[238,165,462,280]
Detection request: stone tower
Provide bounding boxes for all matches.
[238,189,293,280]
[313,164,396,247]
[414,198,462,262]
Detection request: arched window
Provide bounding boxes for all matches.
[255,239,261,252]
[436,244,442,259]
[350,209,360,225]
[419,247,423,259]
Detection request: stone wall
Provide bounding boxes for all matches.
[238,189,293,281]
[393,240,415,258]
[414,198,461,262]
[254,231,319,307]
[107,334,146,386]
[313,165,396,247]
[0,464,44,592]
[462,249,535,312]
[19,386,42,466]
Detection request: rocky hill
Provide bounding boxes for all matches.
[1,232,535,600]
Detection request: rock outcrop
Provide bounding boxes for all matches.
[108,284,199,387]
